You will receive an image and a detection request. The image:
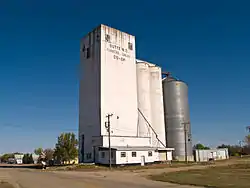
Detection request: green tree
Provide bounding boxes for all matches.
[194,143,210,150]
[54,132,78,164]
[29,154,34,164]
[217,144,241,156]
[22,153,34,164]
[0,153,15,163]
[34,148,43,155]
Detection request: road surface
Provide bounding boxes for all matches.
[0,168,196,188]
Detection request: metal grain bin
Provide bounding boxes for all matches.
[162,78,193,161]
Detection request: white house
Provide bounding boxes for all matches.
[96,146,174,165]
[14,154,24,164]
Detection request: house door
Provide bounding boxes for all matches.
[141,155,145,166]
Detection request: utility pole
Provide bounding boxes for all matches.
[105,113,113,169]
[182,121,190,164]
[239,140,244,158]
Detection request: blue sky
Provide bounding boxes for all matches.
[0,0,250,153]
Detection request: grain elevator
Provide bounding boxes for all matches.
[79,24,192,165]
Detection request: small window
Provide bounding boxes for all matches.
[81,45,85,52]
[105,34,111,42]
[86,47,90,59]
[148,151,152,157]
[121,152,126,157]
[128,42,133,50]
[86,153,92,159]
[101,152,105,158]
[132,152,136,157]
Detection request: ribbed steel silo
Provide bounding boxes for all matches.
[136,61,151,138]
[149,65,166,148]
[163,78,193,161]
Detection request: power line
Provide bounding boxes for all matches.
[105,113,113,170]
[182,121,190,164]
[138,108,166,148]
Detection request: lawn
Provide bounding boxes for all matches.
[150,162,250,188]
[49,161,195,171]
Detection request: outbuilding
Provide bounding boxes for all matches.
[95,146,174,165]
[194,148,229,162]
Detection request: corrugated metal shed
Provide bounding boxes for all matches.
[194,148,229,162]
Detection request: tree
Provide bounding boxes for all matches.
[245,135,250,146]
[22,153,34,164]
[194,143,210,150]
[54,132,78,164]
[44,148,54,161]
[217,144,242,156]
[0,153,15,163]
[34,148,43,155]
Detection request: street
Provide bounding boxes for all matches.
[0,168,195,188]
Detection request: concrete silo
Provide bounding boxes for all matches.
[136,61,152,138]
[162,76,194,161]
[149,65,166,148]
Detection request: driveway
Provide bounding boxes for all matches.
[0,168,196,188]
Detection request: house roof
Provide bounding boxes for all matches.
[99,146,174,151]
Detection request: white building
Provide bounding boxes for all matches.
[14,154,24,164]
[32,154,39,164]
[194,148,229,162]
[136,60,166,148]
[79,24,173,165]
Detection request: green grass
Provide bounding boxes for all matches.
[151,162,250,188]
[114,162,195,171]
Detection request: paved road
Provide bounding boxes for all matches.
[0,168,196,188]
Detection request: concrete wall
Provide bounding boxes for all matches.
[97,149,174,165]
[115,150,158,164]
[79,25,140,163]
[166,151,173,161]
[102,136,151,147]
[149,65,166,148]
[136,62,152,138]
[96,150,116,164]
[79,26,102,163]
[100,25,138,137]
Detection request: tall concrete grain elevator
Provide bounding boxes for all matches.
[136,60,166,148]
[79,24,174,165]
[162,75,194,161]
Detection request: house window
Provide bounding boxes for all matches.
[148,151,152,157]
[86,47,90,59]
[81,45,85,52]
[105,34,111,42]
[132,152,136,157]
[121,152,126,157]
[86,153,92,159]
[101,152,105,158]
[128,42,133,50]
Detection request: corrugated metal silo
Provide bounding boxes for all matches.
[136,62,151,137]
[149,65,166,148]
[163,78,193,160]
